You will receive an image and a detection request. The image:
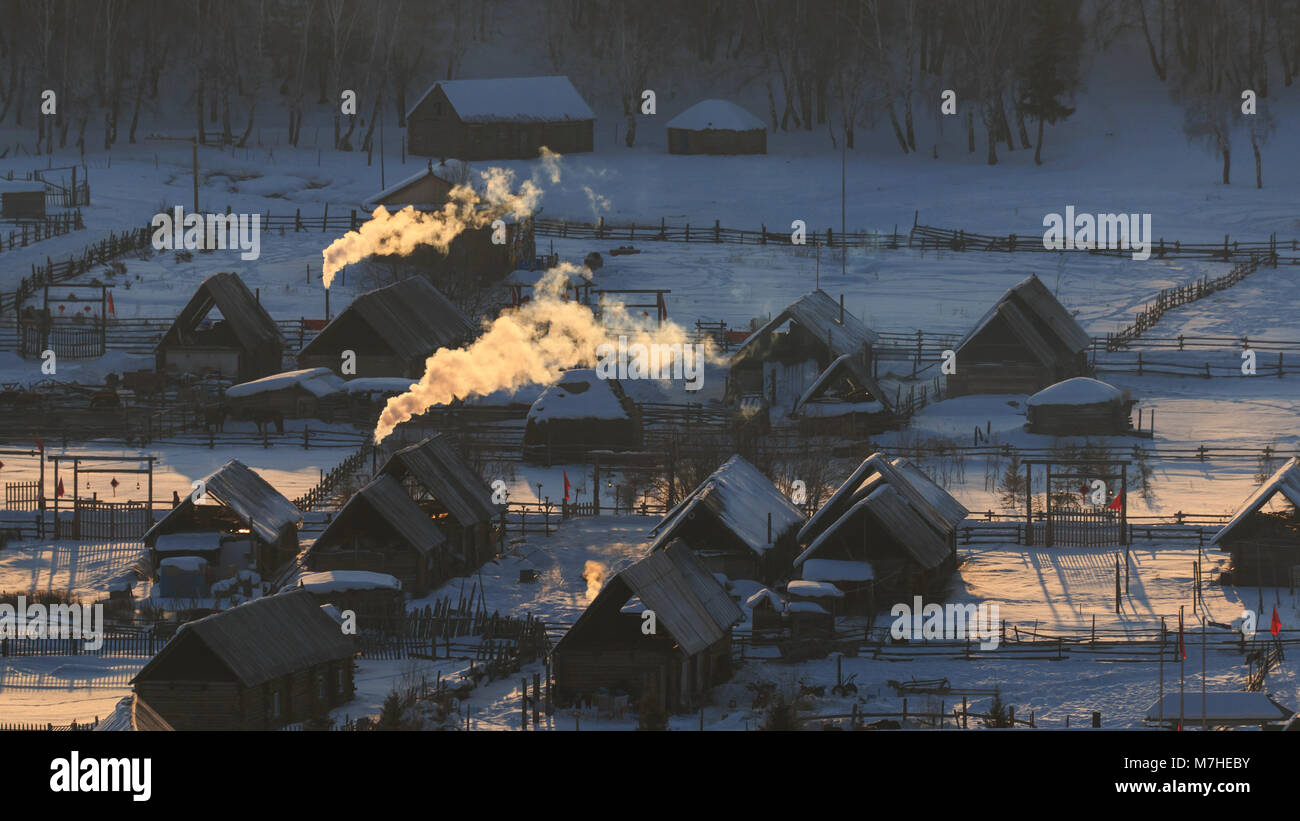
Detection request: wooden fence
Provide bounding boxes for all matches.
[0,718,99,731]
[0,211,83,257]
[293,441,375,511]
[2,224,152,316]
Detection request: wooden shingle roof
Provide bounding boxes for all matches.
[1212,458,1300,547]
[380,433,500,526]
[305,277,475,364]
[313,474,446,557]
[732,290,878,365]
[144,460,301,546]
[161,272,282,353]
[955,274,1091,363]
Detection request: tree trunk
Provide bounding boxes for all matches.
[1221,145,1230,185]
[985,111,998,165]
[196,79,207,145]
[1034,116,1045,165]
[237,102,256,148]
[887,105,909,153]
[128,82,144,144]
[1017,106,1031,149]
[967,108,975,153]
[1251,130,1261,188]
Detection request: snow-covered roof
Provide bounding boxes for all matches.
[1145,692,1292,724]
[298,570,402,593]
[744,587,786,610]
[787,601,829,615]
[154,532,224,553]
[159,556,208,572]
[801,558,874,582]
[313,474,447,558]
[649,454,805,556]
[1027,377,1123,407]
[955,274,1091,363]
[145,459,302,547]
[1211,457,1300,547]
[733,290,879,366]
[786,579,844,598]
[409,75,595,123]
[667,99,765,132]
[792,353,892,416]
[379,433,501,526]
[364,164,459,207]
[226,367,346,399]
[343,377,415,395]
[527,369,629,421]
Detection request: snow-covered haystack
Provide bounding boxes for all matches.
[1026,377,1133,436]
[667,100,766,155]
[522,368,641,462]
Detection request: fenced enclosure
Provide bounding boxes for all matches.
[61,499,151,540]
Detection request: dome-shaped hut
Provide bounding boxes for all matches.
[1026,377,1135,435]
[666,100,766,155]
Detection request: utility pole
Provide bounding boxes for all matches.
[145,134,200,214]
[841,136,846,278]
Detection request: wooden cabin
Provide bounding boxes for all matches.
[728,291,881,424]
[225,367,347,422]
[131,589,355,730]
[156,272,283,382]
[790,353,895,435]
[1026,377,1135,436]
[553,540,743,713]
[406,76,594,160]
[647,454,805,585]
[364,162,459,211]
[744,588,787,633]
[523,369,642,464]
[796,454,968,603]
[0,178,47,219]
[1212,458,1300,586]
[298,277,475,379]
[378,433,502,572]
[296,570,405,629]
[667,100,767,155]
[946,274,1092,397]
[144,460,302,577]
[304,475,449,597]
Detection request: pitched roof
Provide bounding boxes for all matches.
[732,290,878,366]
[162,272,282,353]
[558,540,742,657]
[364,164,460,208]
[796,483,952,571]
[145,459,302,546]
[792,353,893,415]
[667,99,765,132]
[226,367,347,399]
[313,474,447,557]
[408,75,595,123]
[1211,457,1300,547]
[131,589,354,688]
[955,274,1091,362]
[305,276,475,365]
[649,455,804,556]
[380,433,500,526]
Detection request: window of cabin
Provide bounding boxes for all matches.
[318,675,326,701]
[271,690,281,718]
[336,669,344,695]
[433,102,443,117]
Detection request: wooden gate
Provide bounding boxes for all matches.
[4,481,40,511]
[70,499,149,540]
[1031,510,1125,547]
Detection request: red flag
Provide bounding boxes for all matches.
[56,477,65,497]
[1107,491,1123,511]
[35,436,43,455]
[107,291,116,315]
[1271,606,1282,636]
[1177,610,1186,660]
[563,471,571,502]
[1079,483,1090,498]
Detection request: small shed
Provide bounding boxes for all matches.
[296,570,405,628]
[552,539,743,713]
[800,558,875,616]
[298,276,475,379]
[378,433,502,571]
[145,460,302,575]
[791,353,894,434]
[156,272,283,382]
[131,589,355,730]
[647,454,805,584]
[406,75,595,160]
[796,454,968,602]
[667,100,766,155]
[946,274,1093,397]
[786,579,846,617]
[225,367,347,421]
[1026,377,1135,435]
[1211,458,1300,586]
[304,474,449,597]
[744,587,787,632]
[523,369,642,463]
[0,178,47,219]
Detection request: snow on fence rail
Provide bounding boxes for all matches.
[0,718,99,732]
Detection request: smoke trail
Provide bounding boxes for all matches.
[582,560,608,602]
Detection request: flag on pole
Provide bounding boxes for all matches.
[107,291,116,315]
[1177,610,1186,660]
[1107,491,1123,511]
[36,436,44,454]
[1271,606,1282,636]
[56,477,65,497]
[563,471,571,502]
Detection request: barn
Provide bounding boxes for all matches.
[647,454,805,585]
[298,276,476,379]
[406,75,595,160]
[156,272,283,382]
[363,162,459,211]
[378,433,502,572]
[790,352,895,434]
[304,474,450,597]
[666,99,766,155]
[552,539,743,713]
[130,589,355,730]
[523,369,641,464]
[727,291,881,423]
[946,274,1092,397]
[1026,377,1135,436]
[225,367,347,422]
[0,178,47,219]
[795,454,968,604]
[145,459,302,577]
[1211,458,1300,586]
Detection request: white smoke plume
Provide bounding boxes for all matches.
[371,261,715,442]
[582,560,608,602]
[320,147,562,288]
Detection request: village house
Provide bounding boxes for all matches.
[224,367,348,423]
[298,276,476,379]
[728,291,891,431]
[523,369,642,464]
[130,589,355,730]
[1025,377,1136,436]
[1211,457,1300,586]
[303,474,450,598]
[144,459,302,578]
[406,75,594,160]
[667,99,767,155]
[296,570,405,631]
[945,273,1093,397]
[647,454,805,585]
[363,162,460,211]
[795,454,968,605]
[378,433,502,571]
[155,272,284,382]
[552,539,743,713]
